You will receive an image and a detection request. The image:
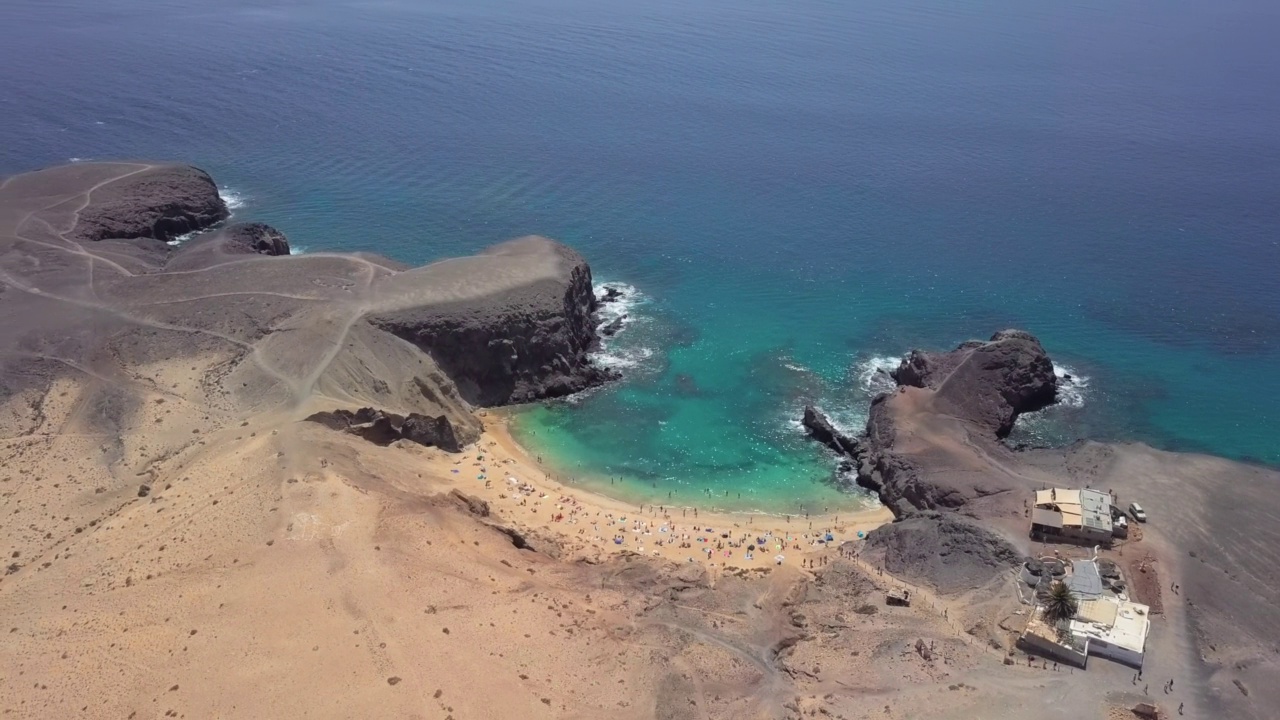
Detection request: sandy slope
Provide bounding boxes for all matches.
[0,355,1233,720]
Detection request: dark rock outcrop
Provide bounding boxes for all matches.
[67,165,229,243]
[164,221,291,271]
[864,511,1021,593]
[305,407,478,452]
[217,222,291,256]
[370,237,618,407]
[599,315,626,337]
[801,406,861,457]
[892,329,1057,438]
[810,330,1060,592]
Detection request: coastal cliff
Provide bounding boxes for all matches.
[0,162,612,455]
[65,164,230,243]
[369,237,617,407]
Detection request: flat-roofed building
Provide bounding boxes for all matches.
[1017,595,1152,670]
[1070,597,1151,669]
[1031,488,1114,544]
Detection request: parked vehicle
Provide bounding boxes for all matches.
[1128,503,1147,523]
[1113,515,1129,537]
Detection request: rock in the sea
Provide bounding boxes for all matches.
[66,164,229,243]
[305,407,479,452]
[370,237,618,406]
[801,406,861,457]
[599,315,626,337]
[864,511,1021,593]
[891,329,1057,438]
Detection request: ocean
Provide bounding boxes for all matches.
[3,0,1278,512]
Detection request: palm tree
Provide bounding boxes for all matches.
[1043,581,1079,623]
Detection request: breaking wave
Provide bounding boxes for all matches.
[593,345,655,369]
[219,187,247,213]
[1054,363,1089,408]
[590,281,657,373]
[165,231,197,246]
[595,282,641,326]
[854,354,901,395]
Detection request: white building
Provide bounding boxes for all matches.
[1030,488,1115,544]
[1018,594,1151,670]
[1070,597,1151,668]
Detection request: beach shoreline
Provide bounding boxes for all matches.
[423,409,895,572]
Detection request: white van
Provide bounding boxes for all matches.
[1128,503,1147,523]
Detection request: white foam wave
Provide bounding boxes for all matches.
[593,345,654,370]
[855,355,901,394]
[1054,364,1089,408]
[68,157,86,163]
[166,231,198,246]
[289,245,306,255]
[219,187,247,212]
[595,282,644,326]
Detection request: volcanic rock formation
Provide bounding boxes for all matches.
[304,407,480,452]
[891,329,1057,438]
[64,163,230,243]
[863,511,1021,593]
[0,161,612,458]
[801,405,860,457]
[802,331,1060,591]
[368,239,618,407]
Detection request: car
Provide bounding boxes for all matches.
[1129,503,1147,523]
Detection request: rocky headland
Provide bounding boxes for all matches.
[0,162,615,451]
[803,329,1280,719]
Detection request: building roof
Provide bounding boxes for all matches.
[1076,598,1119,626]
[1036,488,1078,507]
[1034,488,1113,534]
[1064,560,1104,599]
[1071,598,1150,655]
[1031,508,1063,529]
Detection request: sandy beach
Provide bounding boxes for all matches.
[410,410,895,573]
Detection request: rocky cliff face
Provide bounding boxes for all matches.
[217,222,291,256]
[891,329,1057,438]
[2,164,615,460]
[802,330,1059,590]
[67,164,229,243]
[855,330,1057,511]
[370,238,617,407]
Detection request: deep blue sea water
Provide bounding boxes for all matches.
[3,0,1278,512]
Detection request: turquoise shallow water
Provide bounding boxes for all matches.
[2,0,1278,512]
